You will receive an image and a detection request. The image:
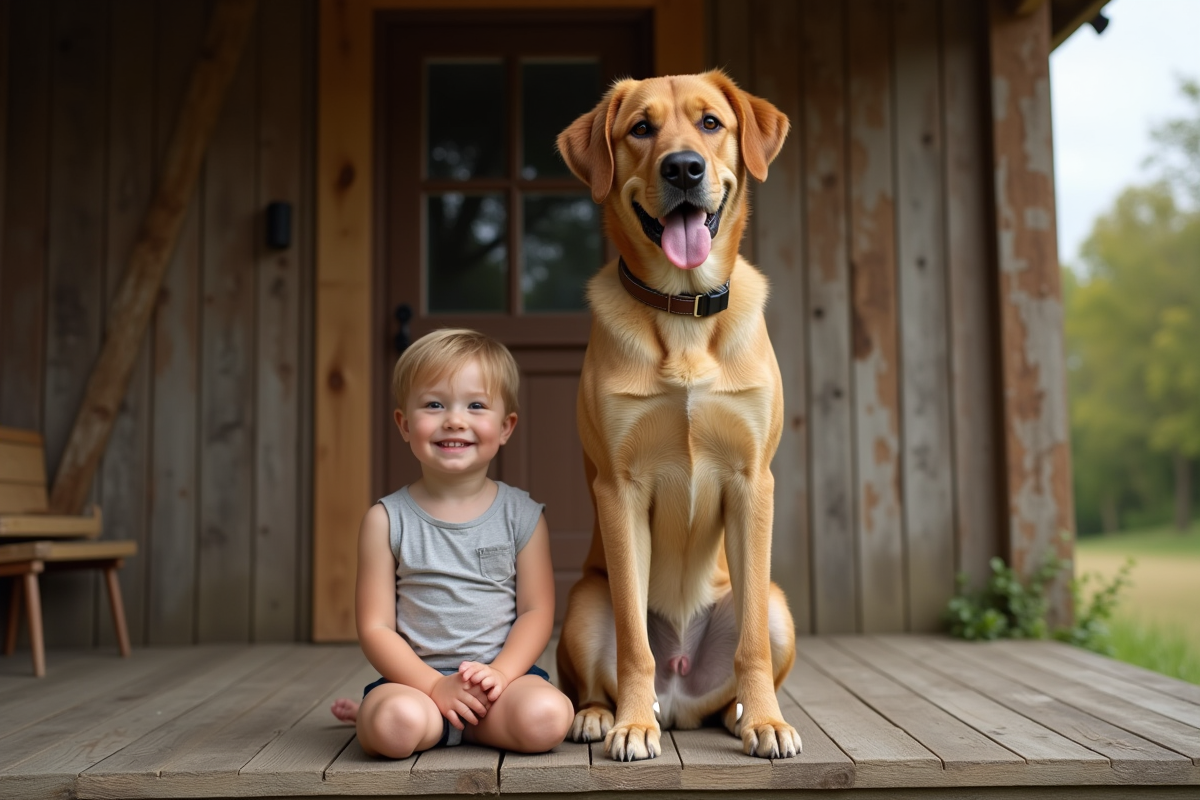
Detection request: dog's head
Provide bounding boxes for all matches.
[558,70,788,288]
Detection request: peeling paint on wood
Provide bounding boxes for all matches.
[804,1,855,634]
[752,0,810,635]
[848,0,904,634]
[896,0,956,632]
[987,0,1074,623]
[943,0,1001,590]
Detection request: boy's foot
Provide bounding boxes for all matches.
[331,698,360,723]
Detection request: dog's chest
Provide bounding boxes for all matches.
[607,373,765,472]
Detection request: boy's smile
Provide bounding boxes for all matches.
[396,359,516,477]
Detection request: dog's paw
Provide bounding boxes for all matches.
[604,719,661,761]
[569,706,614,743]
[741,719,801,759]
[721,701,742,737]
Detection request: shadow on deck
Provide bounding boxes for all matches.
[0,636,1197,799]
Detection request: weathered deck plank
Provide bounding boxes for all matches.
[76,646,313,797]
[1002,640,1200,728]
[1,639,1198,798]
[833,637,1112,782]
[323,738,417,794]
[3,646,287,800]
[586,733,683,791]
[783,647,944,787]
[945,639,1200,767]
[0,646,195,739]
[0,646,236,773]
[498,741,591,794]
[1025,638,1200,706]
[773,693,856,789]
[800,638,1033,783]
[237,658,376,793]
[673,726,773,790]
[886,636,1198,785]
[112,648,366,798]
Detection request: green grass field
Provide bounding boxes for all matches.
[1075,522,1200,684]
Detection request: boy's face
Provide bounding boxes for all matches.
[395,359,517,477]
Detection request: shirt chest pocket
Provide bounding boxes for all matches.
[476,544,514,582]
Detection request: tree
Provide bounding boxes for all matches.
[1148,77,1200,210]
[1068,183,1200,533]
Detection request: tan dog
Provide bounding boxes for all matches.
[555,71,800,761]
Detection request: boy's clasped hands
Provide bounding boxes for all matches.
[434,662,509,729]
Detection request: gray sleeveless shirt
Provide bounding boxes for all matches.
[379,482,544,669]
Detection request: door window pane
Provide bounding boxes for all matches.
[427,193,508,313]
[427,62,506,180]
[522,61,601,180]
[522,194,601,312]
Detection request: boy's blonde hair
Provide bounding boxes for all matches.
[392,328,520,415]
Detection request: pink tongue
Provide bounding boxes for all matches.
[659,206,711,269]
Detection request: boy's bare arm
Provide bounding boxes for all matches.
[355,503,446,697]
[488,514,555,683]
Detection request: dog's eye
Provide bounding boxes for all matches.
[631,121,651,137]
[702,115,721,131]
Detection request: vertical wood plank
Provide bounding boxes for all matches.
[0,0,50,432]
[894,0,955,631]
[987,0,1074,622]
[803,0,855,633]
[848,0,904,633]
[0,0,11,637]
[254,0,306,641]
[314,0,374,641]
[147,0,206,644]
[712,0,755,265]
[42,0,110,647]
[99,0,156,648]
[198,6,258,642]
[294,0,317,641]
[0,0,8,282]
[943,0,1001,589]
[752,0,809,634]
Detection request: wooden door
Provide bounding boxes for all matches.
[376,11,651,619]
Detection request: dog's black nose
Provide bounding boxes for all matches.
[661,150,706,190]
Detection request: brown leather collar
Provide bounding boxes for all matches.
[618,258,730,318]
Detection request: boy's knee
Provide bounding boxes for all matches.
[368,696,429,759]
[512,690,574,752]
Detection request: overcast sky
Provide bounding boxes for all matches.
[1050,0,1200,267]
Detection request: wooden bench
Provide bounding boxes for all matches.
[0,426,136,677]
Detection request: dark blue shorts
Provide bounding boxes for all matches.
[362,664,551,748]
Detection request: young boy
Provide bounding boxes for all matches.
[330,328,574,758]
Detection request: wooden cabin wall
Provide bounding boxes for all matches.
[709,0,1003,633]
[0,0,316,646]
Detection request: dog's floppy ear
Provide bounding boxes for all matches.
[557,80,633,204]
[707,70,789,183]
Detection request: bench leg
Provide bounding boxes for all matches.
[4,578,19,656]
[104,567,132,658]
[24,572,45,678]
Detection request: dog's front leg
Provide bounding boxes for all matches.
[594,477,660,761]
[724,468,801,758]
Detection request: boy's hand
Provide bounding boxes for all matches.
[459,661,511,702]
[430,673,490,730]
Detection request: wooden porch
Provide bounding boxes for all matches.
[1,637,1196,799]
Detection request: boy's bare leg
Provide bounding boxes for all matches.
[463,676,574,753]
[356,683,445,758]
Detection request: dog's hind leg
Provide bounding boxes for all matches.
[557,572,619,744]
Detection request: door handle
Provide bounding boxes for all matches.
[393,303,413,354]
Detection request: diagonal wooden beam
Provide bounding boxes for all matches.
[49,0,258,514]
